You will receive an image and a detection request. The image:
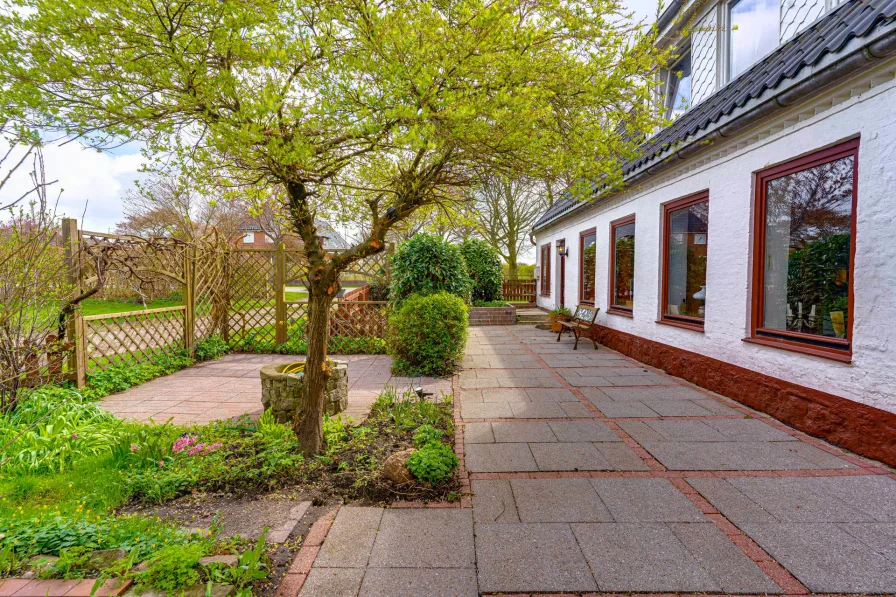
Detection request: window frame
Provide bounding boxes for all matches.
[579,227,597,305]
[608,215,637,317]
[659,190,709,332]
[723,0,781,84]
[747,138,859,363]
[540,242,552,297]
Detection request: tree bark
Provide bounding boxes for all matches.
[293,285,333,455]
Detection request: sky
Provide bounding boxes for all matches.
[1,0,662,236]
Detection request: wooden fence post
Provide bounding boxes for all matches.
[61,218,87,388]
[183,246,195,354]
[274,243,287,344]
[221,249,231,343]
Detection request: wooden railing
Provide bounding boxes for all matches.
[503,278,537,303]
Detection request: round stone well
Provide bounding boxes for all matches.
[259,360,348,424]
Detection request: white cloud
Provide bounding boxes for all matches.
[1,141,148,232]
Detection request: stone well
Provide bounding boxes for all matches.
[259,360,348,423]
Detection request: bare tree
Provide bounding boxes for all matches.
[466,176,548,279]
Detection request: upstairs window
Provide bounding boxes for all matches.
[728,0,779,80]
[540,243,551,296]
[664,51,692,119]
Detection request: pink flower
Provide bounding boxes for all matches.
[130,443,139,452]
[172,435,198,453]
[158,460,165,467]
[71,433,78,439]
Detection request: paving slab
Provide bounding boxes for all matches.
[548,420,621,442]
[465,443,538,473]
[298,568,364,597]
[641,440,855,470]
[368,509,475,569]
[314,507,383,568]
[511,478,613,523]
[358,568,478,597]
[508,401,570,418]
[594,442,651,470]
[491,421,556,443]
[460,402,514,419]
[725,477,877,522]
[462,422,494,444]
[590,478,705,522]
[475,523,597,593]
[528,442,611,471]
[471,479,519,523]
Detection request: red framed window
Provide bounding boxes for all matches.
[609,215,636,316]
[579,228,596,304]
[540,242,551,296]
[660,191,709,330]
[748,138,858,362]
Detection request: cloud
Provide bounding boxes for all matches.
[1,141,148,232]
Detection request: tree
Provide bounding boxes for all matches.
[1,0,666,454]
[466,176,549,279]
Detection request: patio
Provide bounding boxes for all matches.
[99,353,451,425]
[289,326,896,596]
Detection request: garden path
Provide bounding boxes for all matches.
[287,326,896,597]
[99,354,451,425]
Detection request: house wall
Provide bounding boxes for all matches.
[535,67,896,419]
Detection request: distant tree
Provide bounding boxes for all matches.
[2,0,667,454]
[467,177,548,280]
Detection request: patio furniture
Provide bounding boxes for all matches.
[556,304,600,350]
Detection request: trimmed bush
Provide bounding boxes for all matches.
[387,292,468,376]
[406,441,458,485]
[389,234,472,302]
[460,239,503,302]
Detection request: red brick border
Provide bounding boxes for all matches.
[275,506,339,597]
[0,579,131,597]
[587,324,896,467]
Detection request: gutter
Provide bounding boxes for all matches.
[532,22,896,234]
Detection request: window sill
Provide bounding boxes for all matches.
[607,308,633,318]
[656,318,704,332]
[742,336,852,363]
[539,293,551,298]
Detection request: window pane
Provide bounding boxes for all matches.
[762,155,853,339]
[666,52,692,118]
[729,0,779,79]
[613,222,636,308]
[666,201,708,319]
[582,232,596,302]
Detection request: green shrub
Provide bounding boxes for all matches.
[387,292,468,376]
[194,335,229,361]
[459,239,503,302]
[406,442,458,485]
[472,300,507,307]
[389,234,472,303]
[137,543,207,591]
[412,424,444,448]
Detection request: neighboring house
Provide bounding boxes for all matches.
[235,219,350,250]
[532,0,896,464]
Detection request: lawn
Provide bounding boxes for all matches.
[81,298,182,317]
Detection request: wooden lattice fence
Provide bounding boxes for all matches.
[61,219,393,387]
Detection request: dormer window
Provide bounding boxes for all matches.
[664,50,692,119]
[727,0,779,80]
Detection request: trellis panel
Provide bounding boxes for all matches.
[83,307,186,372]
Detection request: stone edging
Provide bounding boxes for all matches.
[0,578,132,597]
[274,507,339,597]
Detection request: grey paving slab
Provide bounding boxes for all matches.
[601,386,710,401]
[529,442,611,471]
[508,401,569,418]
[491,421,556,443]
[687,478,778,524]
[548,420,621,442]
[740,522,896,593]
[559,401,593,417]
[588,396,660,418]
[465,443,538,473]
[839,522,896,561]
[471,479,519,523]
[704,418,798,441]
[480,388,530,402]
[462,422,494,444]
[727,477,876,522]
[641,440,855,470]
[358,568,478,597]
[591,478,705,522]
[460,402,513,419]
[572,522,720,592]
[526,388,578,401]
[367,509,474,568]
[639,420,729,442]
[510,479,613,523]
[299,568,364,597]
[801,475,896,521]
[475,523,597,593]
[692,397,744,415]
[315,507,384,568]
[668,523,783,594]
[593,441,651,470]
[643,399,716,417]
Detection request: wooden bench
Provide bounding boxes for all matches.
[556,304,600,350]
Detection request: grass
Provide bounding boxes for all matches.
[81,298,182,317]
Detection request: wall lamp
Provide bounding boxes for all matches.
[555,240,568,257]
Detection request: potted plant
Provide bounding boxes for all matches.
[547,306,572,332]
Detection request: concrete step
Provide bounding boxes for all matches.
[515,308,549,323]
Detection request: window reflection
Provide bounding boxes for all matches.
[581,231,597,302]
[665,52,692,118]
[612,221,636,309]
[729,0,779,79]
[762,156,853,340]
[666,201,708,320]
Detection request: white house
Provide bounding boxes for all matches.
[532,0,896,465]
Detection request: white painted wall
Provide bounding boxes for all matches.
[536,67,896,415]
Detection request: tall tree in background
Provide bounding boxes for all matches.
[468,177,548,279]
[1,0,666,454]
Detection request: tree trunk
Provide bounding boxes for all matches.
[507,247,519,281]
[293,285,333,455]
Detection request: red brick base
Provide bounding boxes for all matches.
[469,306,516,326]
[588,324,896,468]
